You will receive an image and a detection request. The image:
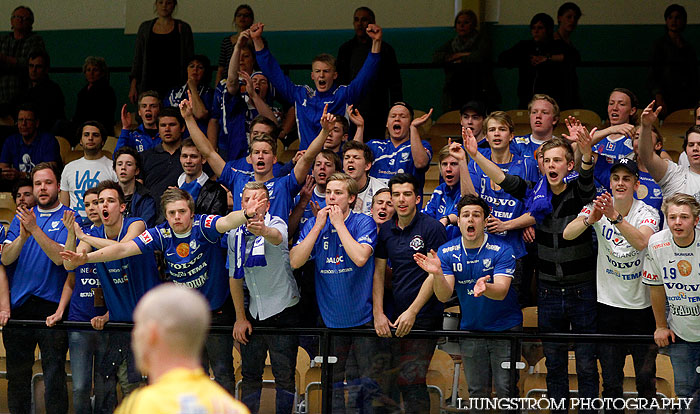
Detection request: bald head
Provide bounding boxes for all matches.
[132,285,211,366]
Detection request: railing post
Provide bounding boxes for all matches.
[320,329,333,414]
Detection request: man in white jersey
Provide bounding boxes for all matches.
[564,158,660,408]
[643,193,700,407]
[343,140,386,214]
[638,100,700,206]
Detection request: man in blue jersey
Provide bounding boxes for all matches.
[61,187,266,396]
[290,172,378,412]
[61,180,161,400]
[114,91,161,153]
[1,162,71,414]
[373,173,447,414]
[360,102,433,195]
[422,142,469,239]
[463,112,539,301]
[414,194,523,401]
[510,94,559,159]
[250,21,383,150]
[183,95,334,223]
[47,187,114,414]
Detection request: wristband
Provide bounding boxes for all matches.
[244,210,254,220]
[581,158,593,165]
[583,217,591,227]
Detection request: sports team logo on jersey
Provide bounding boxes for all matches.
[189,239,199,251]
[401,152,409,161]
[678,260,692,277]
[176,243,190,258]
[160,228,172,238]
[52,221,59,228]
[138,231,153,244]
[409,235,425,251]
[483,258,492,268]
[204,215,215,228]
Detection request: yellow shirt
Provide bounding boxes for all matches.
[115,368,249,414]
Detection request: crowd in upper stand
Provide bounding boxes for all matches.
[0,2,700,414]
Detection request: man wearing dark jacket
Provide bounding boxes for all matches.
[179,138,227,216]
[113,146,157,227]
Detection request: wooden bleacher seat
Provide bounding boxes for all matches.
[55,136,72,165]
[0,193,16,212]
[555,109,603,137]
[104,136,118,154]
[413,109,432,138]
[664,108,695,125]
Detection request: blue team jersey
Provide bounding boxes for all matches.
[0,132,61,173]
[469,154,539,258]
[115,125,160,154]
[218,165,301,222]
[437,235,522,331]
[68,262,107,322]
[256,48,379,150]
[422,183,461,240]
[293,189,326,239]
[134,214,229,310]
[211,80,248,161]
[87,217,160,322]
[4,205,71,308]
[166,83,214,136]
[510,134,548,159]
[296,212,377,328]
[592,136,634,194]
[367,139,433,193]
[636,170,664,227]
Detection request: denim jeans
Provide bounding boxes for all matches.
[666,340,700,413]
[538,281,598,414]
[68,330,116,414]
[2,296,68,414]
[460,325,522,403]
[204,305,236,396]
[596,303,657,414]
[240,304,300,414]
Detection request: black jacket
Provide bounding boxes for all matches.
[195,179,228,216]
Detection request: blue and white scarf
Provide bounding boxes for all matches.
[525,171,579,222]
[178,172,209,202]
[231,213,270,279]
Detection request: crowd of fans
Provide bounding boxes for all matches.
[0,1,700,413]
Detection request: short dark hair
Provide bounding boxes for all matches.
[317,149,342,172]
[250,115,280,138]
[84,187,100,199]
[354,6,375,23]
[610,88,639,123]
[13,6,34,25]
[157,107,185,127]
[186,54,212,87]
[342,140,374,164]
[76,120,108,147]
[137,90,161,107]
[683,125,700,151]
[96,180,126,205]
[530,13,554,38]
[28,49,50,68]
[557,2,582,20]
[181,137,199,151]
[664,4,687,24]
[16,103,38,120]
[333,115,349,135]
[112,146,143,172]
[30,162,59,183]
[456,194,490,217]
[388,173,419,195]
[12,178,33,200]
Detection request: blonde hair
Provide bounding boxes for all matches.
[662,193,700,219]
[242,181,270,201]
[528,94,560,123]
[484,111,515,134]
[160,188,194,217]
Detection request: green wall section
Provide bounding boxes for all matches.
[40,23,700,126]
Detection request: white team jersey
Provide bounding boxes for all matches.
[353,176,387,215]
[580,199,659,309]
[643,229,700,342]
[659,160,700,212]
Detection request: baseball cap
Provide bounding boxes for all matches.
[610,158,639,178]
[460,101,487,118]
[391,101,414,119]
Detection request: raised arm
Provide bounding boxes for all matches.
[226,30,248,95]
[239,70,277,123]
[594,192,656,251]
[409,109,432,170]
[60,240,142,267]
[1,222,28,266]
[448,140,474,196]
[288,176,315,237]
[463,127,506,184]
[79,220,146,250]
[180,94,226,176]
[637,101,667,182]
[293,106,333,185]
[414,250,455,302]
[249,23,297,104]
[215,192,266,233]
[348,105,365,143]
